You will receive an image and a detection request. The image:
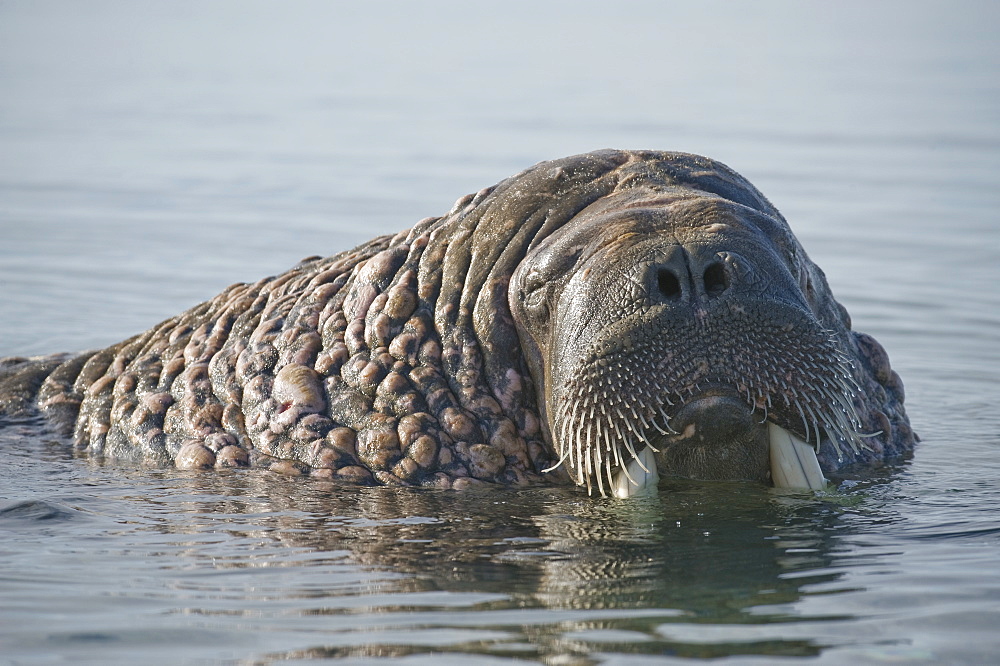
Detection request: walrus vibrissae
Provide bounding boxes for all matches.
[0,150,915,496]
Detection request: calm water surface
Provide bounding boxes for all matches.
[2,2,999,664]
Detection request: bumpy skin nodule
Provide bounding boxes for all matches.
[0,151,915,489]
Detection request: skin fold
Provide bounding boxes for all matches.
[0,150,915,491]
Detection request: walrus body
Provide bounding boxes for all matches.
[0,151,914,495]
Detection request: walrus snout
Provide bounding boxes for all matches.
[649,246,733,305]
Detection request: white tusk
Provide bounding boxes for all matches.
[611,446,659,498]
[768,422,827,490]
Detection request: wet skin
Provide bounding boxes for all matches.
[0,150,915,492]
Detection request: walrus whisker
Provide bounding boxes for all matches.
[599,419,613,463]
[543,399,575,473]
[615,415,644,464]
[830,391,862,435]
[823,402,851,436]
[610,426,624,472]
[618,409,637,434]
[557,402,573,466]
[579,413,591,482]
[819,385,860,435]
[584,444,593,495]
[612,411,627,443]
[541,439,574,473]
[628,423,656,456]
[802,402,823,448]
[615,418,655,470]
[604,449,613,497]
[593,447,607,497]
[793,399,811,444]
[630,448,653,474]
[615,449,639,486]
[638,415,662,452]
[637,429,660,453]
[585,422,595,477]
[569,398,584,470]
[656,407,678,434]
[575,420,587,484]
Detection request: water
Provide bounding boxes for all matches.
[2,1,999,663]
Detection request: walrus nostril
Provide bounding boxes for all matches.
[703,261,729,297]
[657,268,682,300]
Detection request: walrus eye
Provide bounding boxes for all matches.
[517,268,551,323]
[523,287,548,321]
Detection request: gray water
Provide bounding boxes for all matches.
[1,2,999,663]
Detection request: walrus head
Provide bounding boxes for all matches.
[506,152,901,496]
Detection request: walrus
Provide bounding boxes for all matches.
[0,150,915,497]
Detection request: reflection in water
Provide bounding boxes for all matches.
[532,487,843,619]
[92,468,879,660]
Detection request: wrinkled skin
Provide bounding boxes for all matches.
[0,150,915,490]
